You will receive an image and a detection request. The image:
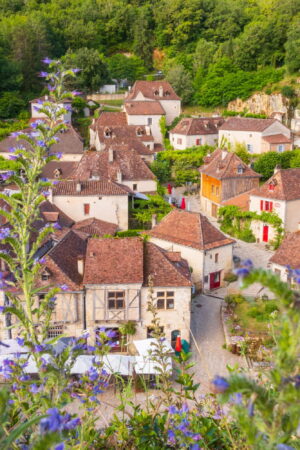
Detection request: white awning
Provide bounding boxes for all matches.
[133,192,149,200]
[133,338,173,359]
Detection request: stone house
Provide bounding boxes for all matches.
[269,229,300,286]
[124,101,165,144]
[0,235,192,346]
[170,117,225,150]
[249,168,300,244]
[148,209,234,291]
[0,124,84,162]
[30,95,72,123]
[218,117,292,154]
[125,80,181,125]
[199,149,261,218]
[50,179,130,230]
[90,111,156,157]
[84,237,192,344]
[70,148,157,194]
[40,161,78,181]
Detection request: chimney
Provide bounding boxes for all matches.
[116,170,122,183]
[108,148,114,162]
[298,223,300,231]
[221,150,227,160]
[152,213,157,228]
[274,164,281,174]
[77,255,84,276]
[159,85,163,97]
[76,182,81,193]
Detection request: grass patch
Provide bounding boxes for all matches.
[182,105,224,116]
[234,298,277,334]
[101,99,124,106]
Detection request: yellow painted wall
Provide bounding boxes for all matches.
[201,174,221,203]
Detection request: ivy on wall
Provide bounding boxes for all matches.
[218,205,283,249]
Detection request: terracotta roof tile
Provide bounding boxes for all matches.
[219,117,277,132]
[221,190,254,211]
[262,134,292,144]
[124,101,165,115]
[39,200,74,228]
[270,231,300,268]
[71,149,156,182]
[91,123,154,142]
[127,80,180,101]
[83,237,144,285]
[72,217,118,236]
[102,141,155,157]
[38,230,88,290]
[250,169,300,201]
[171,117,224,136]
[149,209,235,251]
[41,161,78,180]
[199,149,260,180]
[95,112,127,126]
[52,179,130,196]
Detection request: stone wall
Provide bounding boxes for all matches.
[227,93,289,118]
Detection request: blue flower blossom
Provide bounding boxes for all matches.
[34,344,44,353]
[212,376,229,393]
[53,222,62,230]
[16,337,24,346]
[60,284,68,291]
[234,267,250,278]
[42,57,53,65]
[0,228,10,240]
[55,444,64,450]
[39,72,49,78]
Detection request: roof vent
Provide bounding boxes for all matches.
[116,170,122,183]
[159,85,163,97]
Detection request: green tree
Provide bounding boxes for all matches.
[107,54,146,83]
[132,5,154,69]
[285,18,300,73]
[166,64,193,104]
[253,152,282,180]
[193,39,217,73]
[0,92,25,119]
[63,48,109,93]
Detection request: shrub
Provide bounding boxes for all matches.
[223,272,238,283]
[236,227,256,243]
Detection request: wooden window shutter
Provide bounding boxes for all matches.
[260,200,263,211]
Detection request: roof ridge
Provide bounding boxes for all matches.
[150,242,190,284]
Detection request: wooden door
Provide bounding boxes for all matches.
[211,203,218,218]
[262,225,269,242]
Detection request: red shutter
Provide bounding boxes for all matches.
[84,204,90,215]
[265,201,269,211]
[270,202,273,212]
[260,200,264,211]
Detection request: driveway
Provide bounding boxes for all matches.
[190,293,247,394]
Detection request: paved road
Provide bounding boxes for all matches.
[190,293,247,394]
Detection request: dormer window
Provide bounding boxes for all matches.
[269,180,277,191]
[164,91,170,96]
[237,164,245,174]
[136,127,143,137]
[154,90,159,96]
[53,168,62,178]
[41,268,51,281]
[104,127,112,138]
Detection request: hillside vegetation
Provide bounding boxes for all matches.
[0,0,300,117]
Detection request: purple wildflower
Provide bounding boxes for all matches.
[248,400,255,417]
[16,337,25,347]
[55,444,64,450]
[52,180,59,185]
[39,257,46,264]
[34,344,44,353]
[8,155,18,161]
[55,152,63,159]
[29,383,40,393]
[64,417,80,430]
[1,171,14,180]
[191,445,200,450]
[169,405,177,414]
[0,228,10,240]
[40,408,63,433]
[230,392,242,405]
[42,57,53,65]
[60,284,68,291]
[234,267,250,277]
[180,403,189,413]
[19,374,30,382]
[53,222,62,230]
[39,71,49,78]
[49,296,57,303]
[71,90,81,96]
[71,69,81,74]
[42,191,50,197]
[212,376,229,393]
[276,445,295,450]
[87,367,98,382]
[37,140,46,147]
[167,429,176,444]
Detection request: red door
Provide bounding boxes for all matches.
[210,271,221,290]
[263,225,269,242]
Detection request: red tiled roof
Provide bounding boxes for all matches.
[219,117,277,132]
[52,179,131,196]
[221,190,254,211]
[102,141,155,157]
[250,168,300,201]
[127,81,180,101]
[171,117,224,136]
[144,242,192,287]
[72,217,118,236]
[124,101,165,115]
[148,209,235,251]
[262,134,291,144]
[39,200,74,228]
[83,237,144,285]
[41,161,78,180]
[38,230,88,290]
[269,231,300,268]
[96,112,127,126]
[90,123,154,142]
[199,149,260,180]
[70,149,156,182]
[0,124,83,155]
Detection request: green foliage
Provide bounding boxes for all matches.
[107,54,146,83]
[115,229,141,237]
[0,156,20,171]
[132,194,172,226]
[222,110,267,119]
[150,160,171,184]
[0,119,28,139]
[223,272,238,283]
[253,151,282,180]
[166,64,193,105]
[281,85,296,98]
[285,18,300,73]
[0,92,26,119]
[289,149,300,167]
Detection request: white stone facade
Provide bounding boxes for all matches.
[126,113,163,144]
[170,132,218,150]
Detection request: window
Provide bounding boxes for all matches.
[274,268,281,276]
[177,138,182,145]
[107,291,125,309]
[147,118,152,125]
[156,291,174,310]
[247,144,253,153]
[136,127,143,136]
[277,144,284,153]
[196,138,202,146]
[216,186,219,196]
[41,269,51,281]
[47,324,64,338]
[269,183,275,191]
[133,183,137,191]
[237,164,244,174]
[260,200,273,211]
[38,294,45,307]
[211,185,215,194]
[215,253,219,263]
[84,204,90,215]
